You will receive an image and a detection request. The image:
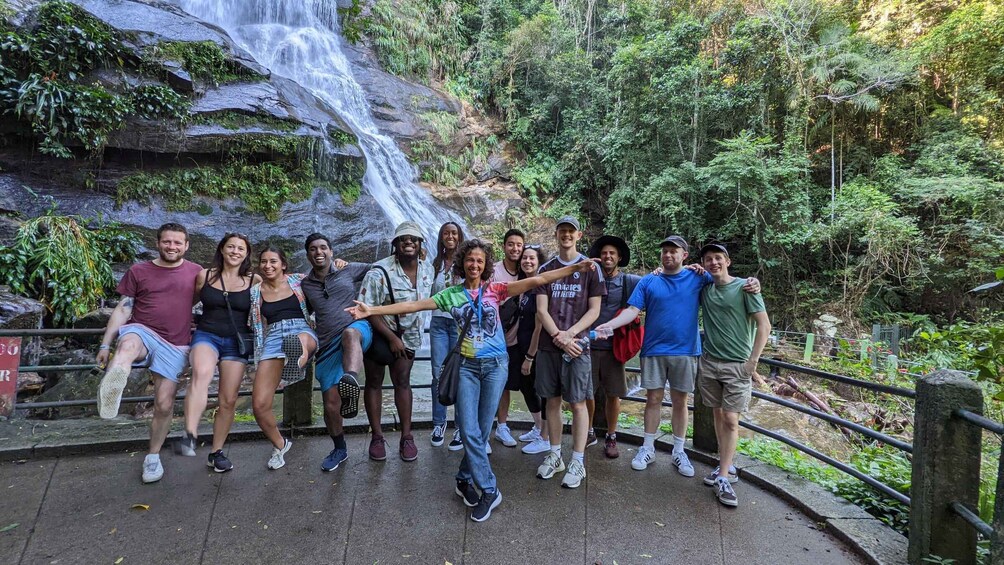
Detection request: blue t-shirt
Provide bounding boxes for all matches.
[627,269,713,357]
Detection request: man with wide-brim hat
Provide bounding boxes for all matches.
[357,221,434,463]
[585,235,641,459]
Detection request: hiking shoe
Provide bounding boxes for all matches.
[337,373,360,418]
[267,438,292,470]
[207,450,233,473]
[536,451,565,480]
[561,459,586,489]
[431,423,446,447]
[448,429,464,451]
[518,426,541,443]
[717,477,738,507]
[98,366,130,419]
[471,489,502,522]
[586,429,598,448]
[672,450,695,477]
[604,435,620,459]
[703,465,739,486]
[280,334,307,383]
[521,437,550,455]
[141,454,163,484]
[494,424,517,447]
[369,435,387,461]
[631,446,655,471]
[322,448,348,472]
[455,479,480,508]
[175,432,197,457]
[400,435,418,462]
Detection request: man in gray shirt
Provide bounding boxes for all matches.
[300,233,374,473]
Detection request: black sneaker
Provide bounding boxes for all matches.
[471,489,502,522]
[717,477,738,507]
[207,449,233,473]
[448,429,464,451]
[337,373,360,418]
[455,479,479,508]
[176,432,197,457]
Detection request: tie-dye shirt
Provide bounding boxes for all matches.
[432,282,510,359]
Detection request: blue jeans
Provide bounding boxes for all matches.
[429,316,458,426]
[455,354,507,492]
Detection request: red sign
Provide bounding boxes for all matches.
[0,337,21,417]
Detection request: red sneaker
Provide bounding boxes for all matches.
[604,435,620,459]
[369,435,387,461]
[400,435,418,462]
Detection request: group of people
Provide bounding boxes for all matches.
[95,216,770,523]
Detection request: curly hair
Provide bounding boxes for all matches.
[451,238,495,282]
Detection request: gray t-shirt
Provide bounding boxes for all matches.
[301,262,371,350]
[536,254,606,352]
[591,272,640,350]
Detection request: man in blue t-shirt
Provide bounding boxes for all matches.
[596,235,759,477]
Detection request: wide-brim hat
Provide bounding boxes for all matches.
[589,235,630,267]
[391,221,424,243]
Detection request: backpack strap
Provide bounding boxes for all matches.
[621,273,640,310]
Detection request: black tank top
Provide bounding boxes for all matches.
[261,293,303,323]
[197,280,252,337]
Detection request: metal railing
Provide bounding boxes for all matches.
[947,408,1002,562]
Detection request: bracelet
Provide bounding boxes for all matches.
[524,354,535,362]
[98,344,110,350]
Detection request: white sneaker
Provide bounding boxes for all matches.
[631,446,655,471]
[141,454,163,484]
[521,437,550,454]
[494,424,517,447]
[267,438,292,470]
[486,441,492,455]
[98,366,130,419]
[448,429,464,451]
[518,426,542,443]
[672,450,695,477]
[536,451,565,479]
[561,459,586,489]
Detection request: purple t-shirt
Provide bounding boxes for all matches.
[536,254,605,351]
[117,260,202,346]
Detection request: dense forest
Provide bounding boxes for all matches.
[350,0,1004,330]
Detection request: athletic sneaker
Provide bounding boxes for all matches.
[604,435,620,459]
[175,432,197,457]
[672,450,695,477]
[280,334,307,383]
[267,438,292,470]
[494,424,517,447]
[98,366,130,419]
[400,435,419,462]
[337,373,360,418]
[471,489,502,522]
[703,465,739,486]
[521,437,550,455]
[486,441,492,455]
[536,451,565,479]
[585,429,598,447]
[207,450,233,473]
[448,429,464,451]
[142,454,163,484]
[431,423,446,447]
[561,459,586,489]
[455,479,479,508]
[631,446,655,471]
[369,435,387,461]
[717,477,738,507]
[518,426,541,443]
[321,448,348,472]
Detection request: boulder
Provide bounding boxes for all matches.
[812,314,843,355]
[70,308,113,348]
[0,286,46,367]
[16,371,44,395]
[32,349,149,417]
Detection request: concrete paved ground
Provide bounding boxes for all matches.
[1,433,865,565]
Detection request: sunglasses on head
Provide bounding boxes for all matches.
[524,244,542,251]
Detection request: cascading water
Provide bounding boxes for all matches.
[177,0,464,246]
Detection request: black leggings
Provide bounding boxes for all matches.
[512,344,543,414]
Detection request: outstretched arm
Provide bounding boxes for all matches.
[347,298,438,319]
[506,259,598,296]
[96,297,134,367]
[593,305,641,337]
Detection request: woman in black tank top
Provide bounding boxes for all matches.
[182,233,258,473]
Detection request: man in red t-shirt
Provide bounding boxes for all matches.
[96,222,202,484]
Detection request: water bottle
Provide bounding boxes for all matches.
[592,327,613,340]
[562,334,593,362]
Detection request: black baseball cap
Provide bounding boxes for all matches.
[555,215,581,231]
[699,242,730,258]
[659,235,689,252]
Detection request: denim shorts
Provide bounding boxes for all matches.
[191,329,249,363]
[260,319,318,361]
[119,324,189,382]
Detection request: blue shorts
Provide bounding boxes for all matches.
[119,324,189,382]
[191,329,249,363]
[260,319,317,361]
[316,320,373,392]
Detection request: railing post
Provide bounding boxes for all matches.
[802,333,814,362]
[282,363,314,426]
[908,369,983,564]
[691,387,717,453]
[993,447,1004,565]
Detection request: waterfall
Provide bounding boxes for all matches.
[177,0,464,247]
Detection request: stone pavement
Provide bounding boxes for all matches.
[1,433,865,565]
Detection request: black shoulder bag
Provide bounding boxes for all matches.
[220,276,254,357]
[364,266,405,365]
[438,283,483,407]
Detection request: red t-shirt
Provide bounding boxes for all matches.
[116,260,202,346]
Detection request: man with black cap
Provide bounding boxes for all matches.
[358,221,434,463]
[534,215,605,489]
[586,235,641,459]
[596,235,758,478]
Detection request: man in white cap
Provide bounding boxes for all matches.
[358,221,434,462]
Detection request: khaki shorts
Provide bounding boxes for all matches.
[590,348,627,397]
[640,355,697,393]
[698,353,752,413]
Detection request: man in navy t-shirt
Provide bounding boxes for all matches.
[596,235,759,477]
